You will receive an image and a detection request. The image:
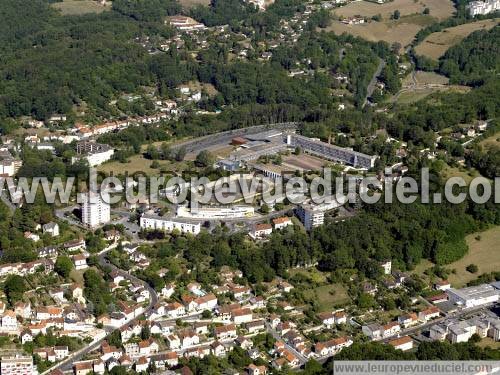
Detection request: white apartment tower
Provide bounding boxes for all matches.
[80,191,111,228]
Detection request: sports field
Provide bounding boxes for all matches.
[51,0,111,15]
[415,19,499,60]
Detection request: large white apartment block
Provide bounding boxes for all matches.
[80,192,111,228]
[176,205,255,219]
[467,0,500,15]
[72,141,114,167]
[1,355,34,375]
[296,200,342,230]
[140,214,201,235]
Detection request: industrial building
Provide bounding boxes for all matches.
[446,284,499,308]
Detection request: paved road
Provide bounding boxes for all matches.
[363,58,386,108]
[42,246,159,374]
[265,322,308,366]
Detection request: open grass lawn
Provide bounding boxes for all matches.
[326,19,424,46]
[441,165,481,185]
[179,0,211,9]
[335,0,454,20]
[303,284,350,312]
[98,154,190,176]
[51,0,111,15]
[328,0,454,46]
[412,71,450,85]
[477,337,500,349]
[289,267,328,283]
[415,19,499,60]
[447,226,500,287]
[480,132,500,150]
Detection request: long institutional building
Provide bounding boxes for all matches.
[286,134,377,169]
[227,130,377,169]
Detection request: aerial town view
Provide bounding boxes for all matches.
[0,0,498,374]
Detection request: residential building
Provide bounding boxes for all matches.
[388,336,413,351]
[0,355,34,375]
[72,141,114,167]
[140,213,201,235]
[80,191,111,228]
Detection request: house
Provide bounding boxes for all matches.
[269,314,281,329]
[245,319,265,333]
[74,361,93,375]
[380,260,392,275]
[195,293,218,311]
[36,306,63,320]
[418,306,440,322]
[435,280,451,291]
[214,324,237,340]
[161,284,175,298]
[135,357,149,372]
[64,239,86,252]
[110,270,125,285]
[178,330,200,348]
[278,281,294,293]
[398,313,418,328]
[362,323,382,340]
[388,336,413,351]
[236,336,253,350]
[249,296,266,310]
[69,284,85,304]
[314,336,353,357]
[38,246,57,258]
[72,254,88,270]
[14,302,31,319]
[166,334,181,349]
[210,341,226,357]
[139,338,159,356]
[20,330,33,344]
[165,302,186,318]
[54,346,69,360]
[272,217,293,230]
[382,322,401,338]
[318,311,347,327]
[232,308,253,325]
[247,364,267,375]
[42,222,59,237]
[151,352,178,369]
[249,223,273,239]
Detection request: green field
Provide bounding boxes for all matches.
[447,226,500,287]
[480,132,500,150]
[303,284,350,312]
[51,0,111,16]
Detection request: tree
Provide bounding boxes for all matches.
[4,275,26,305]
[195,150,215,167]
[175,146,187,162]
[423,7,430,14]
[201,310,212,319]
[357,292,376,309]
[466,264,478,273]
[55,256,74,279]
[393,10,400,19]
